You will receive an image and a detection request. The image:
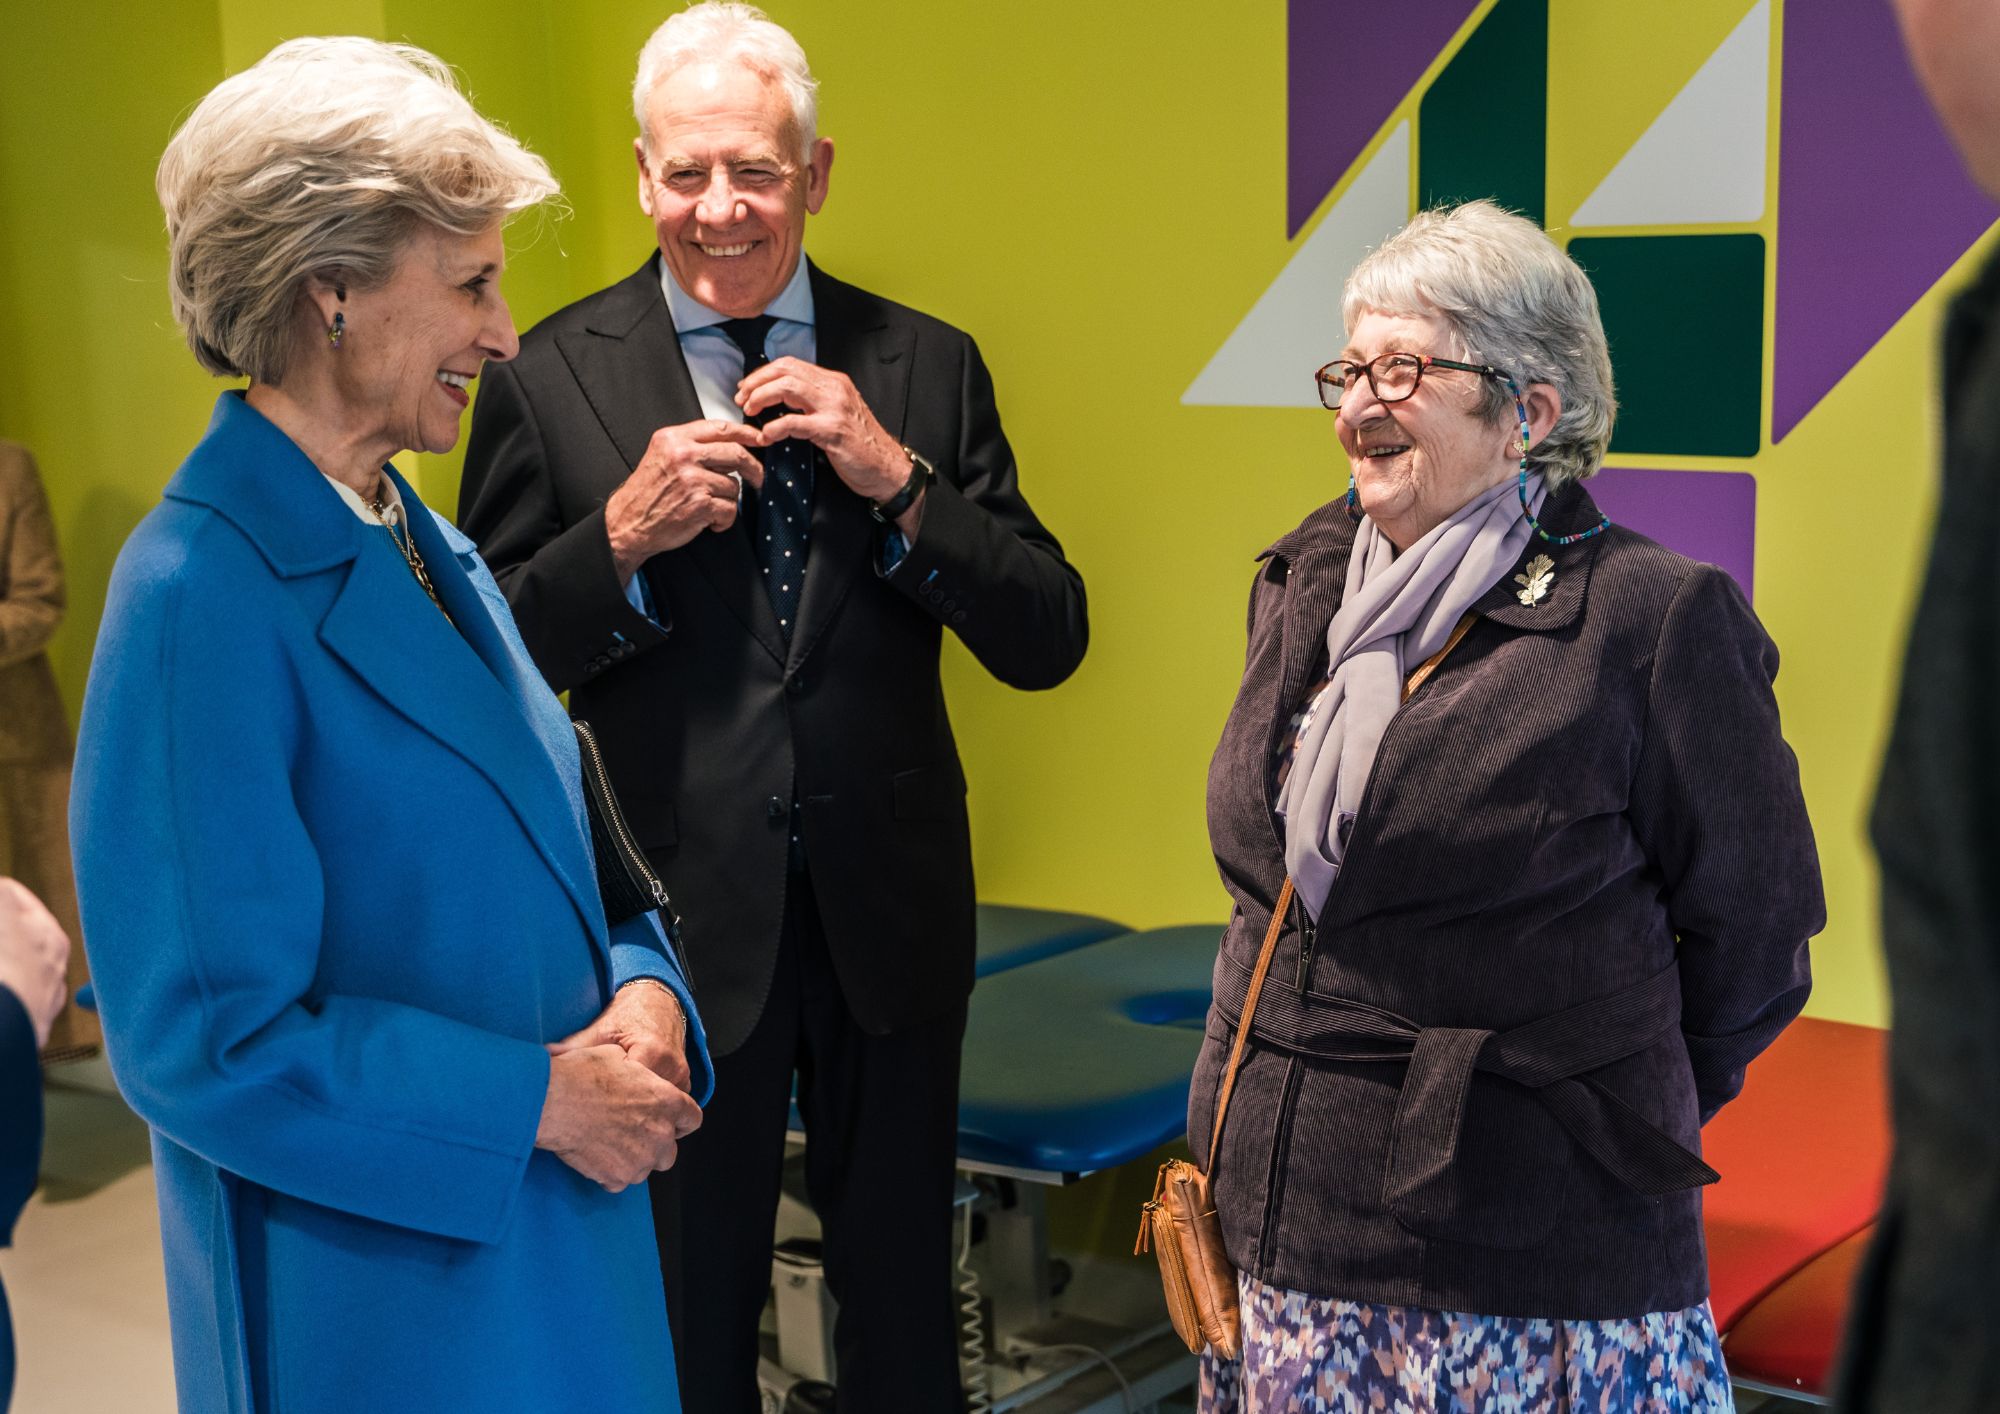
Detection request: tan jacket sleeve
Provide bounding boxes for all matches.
[0,442,65,670]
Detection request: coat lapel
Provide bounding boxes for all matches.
[789,265,914,669]
[1264,500,1356,717]
[556,258,786,664]
[170,395,611,963]
[319,499,607,964]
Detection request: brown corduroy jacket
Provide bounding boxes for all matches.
[1194,480,1824,1319]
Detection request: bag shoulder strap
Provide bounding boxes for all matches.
[1204,613,1479,1176]
[1205,876,1293,1174]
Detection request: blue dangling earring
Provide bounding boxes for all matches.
[328,310,346,348]
[1507,375,1608,546]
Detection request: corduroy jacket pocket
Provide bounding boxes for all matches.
[1382,1072,1572,1250]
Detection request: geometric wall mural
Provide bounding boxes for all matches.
[1416,0,1546,224]
[1569,0,1770,227]
[1569,234,1765,458]
[1774,0,1997,440]
[1590,468,1757,600]
[1193,0,2000,597]
[1285,1,1479,238]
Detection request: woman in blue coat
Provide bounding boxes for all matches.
[70,38,715,1413]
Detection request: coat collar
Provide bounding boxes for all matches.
[1467,480,1607,633]
[1254,479,1611,708]
[555,254,914,671]
[165,393,610,968]
[165,391,367,577]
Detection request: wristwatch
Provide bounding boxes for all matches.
[869,446,935,523]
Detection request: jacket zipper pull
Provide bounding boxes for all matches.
[1292,893,1317,989]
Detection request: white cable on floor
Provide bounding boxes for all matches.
[1007,1339,1135,1413]
[957,1200,995,1414]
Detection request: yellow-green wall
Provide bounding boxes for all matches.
[0,0,1969,1028]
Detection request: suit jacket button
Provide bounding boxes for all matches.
[786,675,804,695]
[767,796,786,819]
[951,610,967,625]
[942,598,957,612]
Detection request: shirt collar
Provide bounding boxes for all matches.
[322,466,406,526]
[659,253,815,333]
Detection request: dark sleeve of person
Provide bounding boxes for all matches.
[880,334,1088,691]
[0,985,41,1249]
[457,360,669,694]
[1628,564,1825,1122]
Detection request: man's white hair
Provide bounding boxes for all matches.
[1342,200,1617,490]
[633,3,820,163]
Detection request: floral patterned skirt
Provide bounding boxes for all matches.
[1198,1273,1733,1414]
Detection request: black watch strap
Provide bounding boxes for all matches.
[870,447,935,523]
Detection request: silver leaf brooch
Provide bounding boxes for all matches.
[1514,553,1555,607]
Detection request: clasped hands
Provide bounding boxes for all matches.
[606,357,917,579]
[534,979,699,1192]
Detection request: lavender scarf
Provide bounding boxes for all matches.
[1276,474,1547,921]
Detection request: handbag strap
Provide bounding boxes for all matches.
[1205,876,1294,1175]
[1203,613,1479,1176]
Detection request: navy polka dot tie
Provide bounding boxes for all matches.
[720,315,814,641]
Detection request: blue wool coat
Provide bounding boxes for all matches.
[70,392,712,1414]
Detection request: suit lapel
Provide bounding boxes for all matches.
[789,266,914,668]
[556,258,785,664]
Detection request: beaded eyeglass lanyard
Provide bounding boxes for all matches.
[1498,372,1609,547]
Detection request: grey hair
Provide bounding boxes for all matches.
[1342,200,1616,489]
[633,2,820,163]
[157,36,559,386]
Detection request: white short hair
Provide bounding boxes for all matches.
[158,36,559,386]
[1342,201,1617,489]
[632,3,819,162]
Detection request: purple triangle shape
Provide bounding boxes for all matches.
[1288,0,1480,236]
[1774,0,1998,442]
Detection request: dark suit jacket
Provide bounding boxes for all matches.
[459,257,1087,1054]
[1835,251,2000,1413]
[1,984,43,1411]
[1196,483,1822,1318]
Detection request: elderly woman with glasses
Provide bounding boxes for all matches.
[70,38,710,1414]
[1191,200,1824,1413]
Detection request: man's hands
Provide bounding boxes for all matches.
[739,359,923,528]
[536,980,699,1191]
[606,359,927,583]
[0,877,71,1049]
[605,420,766,580]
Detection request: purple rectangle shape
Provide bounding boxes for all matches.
[1589,467,1756,601]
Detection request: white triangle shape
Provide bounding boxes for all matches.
[1183,124,1411,408]
[1570,0,1770,228]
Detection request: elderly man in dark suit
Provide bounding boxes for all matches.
[458,4,1087,1408]
[1838,3,2000,1411]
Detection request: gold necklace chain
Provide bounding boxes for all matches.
[366,494,453,626]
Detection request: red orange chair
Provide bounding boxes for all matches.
[1699,1016,1890,1403]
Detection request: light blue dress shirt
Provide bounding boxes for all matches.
[661,253,818,419]
[626,256,903,620]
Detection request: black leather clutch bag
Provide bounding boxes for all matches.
[572,720,692,984]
